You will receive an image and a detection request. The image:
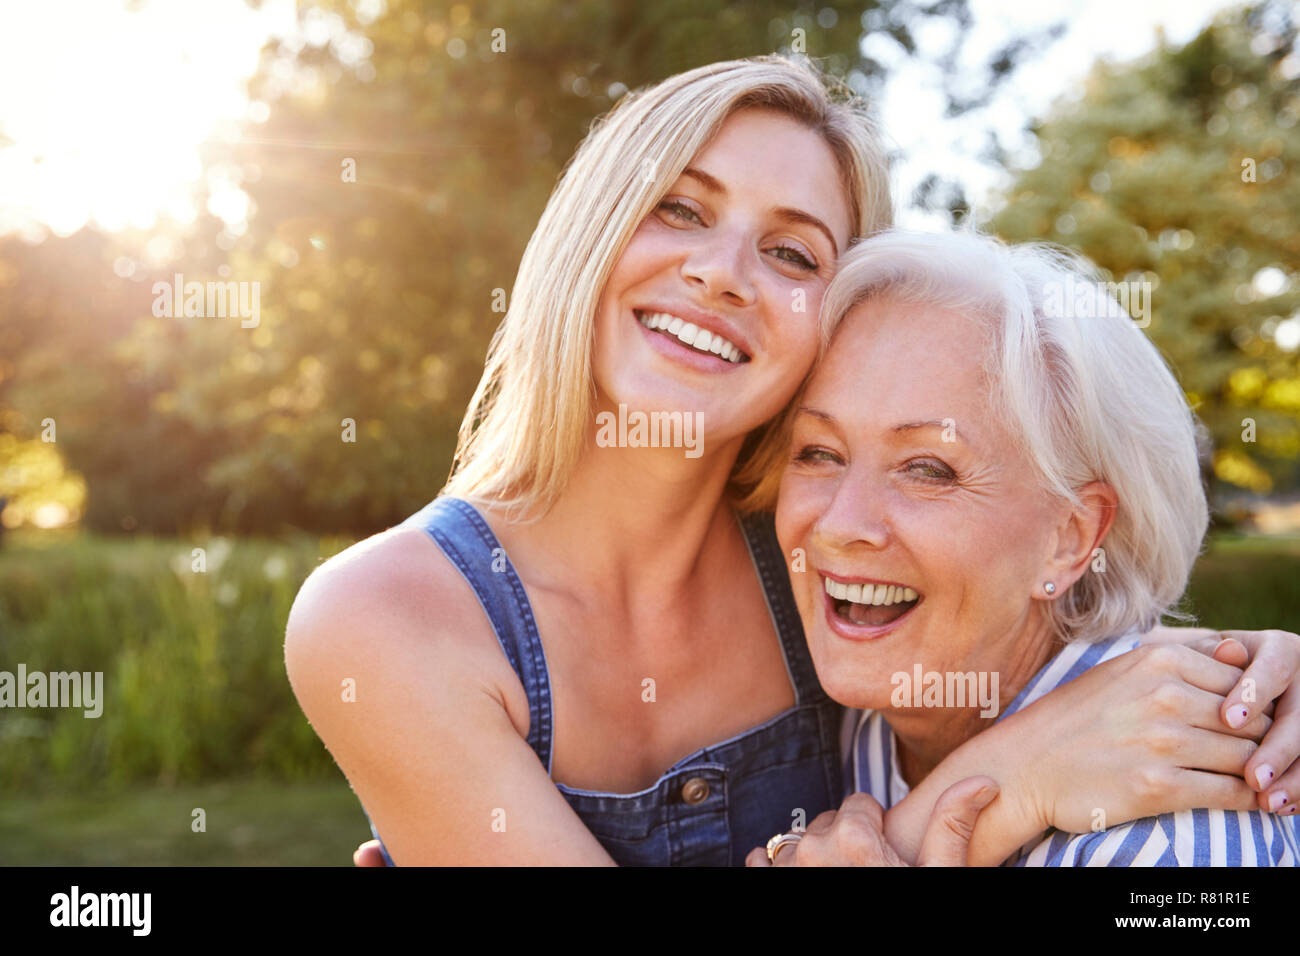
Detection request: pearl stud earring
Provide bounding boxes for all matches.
[1043,582,1056,595]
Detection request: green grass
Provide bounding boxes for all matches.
[1183,534,1300,634]
[0,777,368,865]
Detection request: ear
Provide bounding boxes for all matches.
[1039,481,1118,598]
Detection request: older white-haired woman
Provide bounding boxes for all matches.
[772,229,1300,865]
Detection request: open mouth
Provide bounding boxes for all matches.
[823,575,921,628]
[635,309,750,364]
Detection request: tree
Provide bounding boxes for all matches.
[3,0,1061,532]
[990,1,1300,498]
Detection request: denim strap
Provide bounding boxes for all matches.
[736,510,824,706]
[403,497,554,774]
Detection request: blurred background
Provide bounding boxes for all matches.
[0,0,1296,864]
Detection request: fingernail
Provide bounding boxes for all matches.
[1225,705,1249,729]
[975,783,1000,806]
[1268,791,1288,812]
[1254,765,1275,790]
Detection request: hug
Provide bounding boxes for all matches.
[285,55,1300,867]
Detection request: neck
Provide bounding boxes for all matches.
[888,610,1063,788]
[486,408,750,621]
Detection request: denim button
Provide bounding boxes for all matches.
[681,777,710,804]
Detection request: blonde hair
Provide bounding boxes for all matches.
[442,55,892,517]
[817,229,1208,643]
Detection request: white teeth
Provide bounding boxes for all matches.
[824,576,919,607]
[636,311,745,364]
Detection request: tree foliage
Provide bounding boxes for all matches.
[990,1,1300,497]
[15,0,1253,534]
[4,0,1008,533]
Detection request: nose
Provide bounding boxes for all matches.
[680,228,757,307]
[810,470,891,556]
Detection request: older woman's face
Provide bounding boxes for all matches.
[592,108,853,444]
[775,293,1067,710]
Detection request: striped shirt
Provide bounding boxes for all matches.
[841,634,1300,866]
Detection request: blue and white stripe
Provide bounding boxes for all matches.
[841,634,1300,866]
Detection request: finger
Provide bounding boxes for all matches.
[838,790,887,828]
[1220,630,1300,729]
[353,839,386,867]
[791,816,894,867]
[1169,768,1260,813]
[806,794,889,866]
[1180,633,1233,659]
[745,847,772,867]
[1247,683,1300,799]
[1160,643,1244,696]
[1157,683,1270,741]
[771,838,801,866]
[1212,638,1249,669]
[804,810,839,835]
[1257,777,1296,815]
[1170,725,1263,775]
[917,776,998,867]
[1146,625,1219,648]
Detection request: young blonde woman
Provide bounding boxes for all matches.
[285,56,1300,867]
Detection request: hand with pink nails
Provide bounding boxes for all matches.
[1144,626,1300,816]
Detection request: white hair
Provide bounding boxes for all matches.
[818,229,1207,643]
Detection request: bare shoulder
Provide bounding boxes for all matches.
[289,524,467,633]
[284,523,526,739]
[282,522,612,864]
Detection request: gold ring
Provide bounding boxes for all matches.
[765,832,802,863]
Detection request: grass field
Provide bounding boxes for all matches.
[1179,534,1300,633]
[0,777,365,866]
[1,529,1297,865]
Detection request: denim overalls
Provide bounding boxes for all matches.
[366,496,843,866]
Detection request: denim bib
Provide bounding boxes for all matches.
[366,496,843,866]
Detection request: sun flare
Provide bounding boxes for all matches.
[0,0,292,238]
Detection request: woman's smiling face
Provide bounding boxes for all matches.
[775,292,1069,710]
[592,107,853,445]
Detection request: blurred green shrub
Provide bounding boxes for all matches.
[0,532,352,790]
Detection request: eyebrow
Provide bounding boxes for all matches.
[681,166,840,256]
[893,420,965,444]
[797,408,966,444]
[796,405,837,425]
